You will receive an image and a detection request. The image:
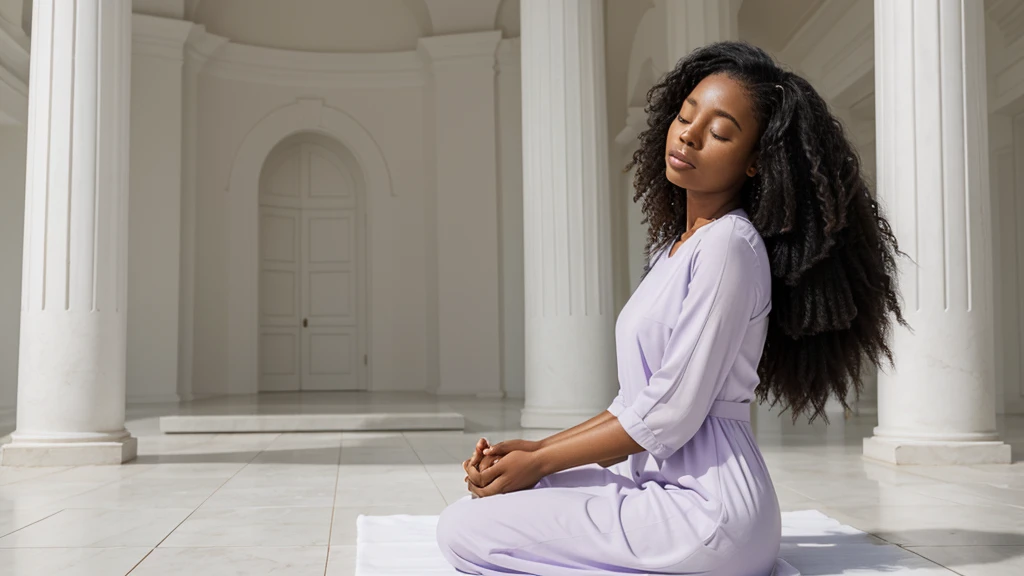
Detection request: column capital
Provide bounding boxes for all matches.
[132,13,192,63]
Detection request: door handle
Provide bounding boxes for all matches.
[303,318,308,328]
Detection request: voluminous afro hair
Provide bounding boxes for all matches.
[629,41,906,421]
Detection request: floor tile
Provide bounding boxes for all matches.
[0,547,150,576]
[909,545,1024,575]
[0,508,192,548]
[325,545,357,576]
[161,507,333,547]
[129,546,328,576]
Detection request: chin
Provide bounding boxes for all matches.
[665,166,693,189]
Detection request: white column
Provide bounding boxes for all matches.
[864,0,1010,465]
[1,0,136,466]
[520,0,616,428]
[418,31,503,397]
[178,27,226,401]
[661,0,740,68]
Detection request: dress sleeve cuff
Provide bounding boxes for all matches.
[616,405,673,460]
[607,394,626,417]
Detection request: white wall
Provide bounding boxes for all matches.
[0,12,28,411]
[985,7,1024,415]
[0,126,26,409]
[127,15,190,403]
[496,38,523,399]
[191,45,433,396]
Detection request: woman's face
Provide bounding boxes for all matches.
[665,73,761,196]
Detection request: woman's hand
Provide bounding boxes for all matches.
[466,438,490,471]
[465,450,547,497]
[483,439,542,459]
[464,438,541,482]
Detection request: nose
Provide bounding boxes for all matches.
[678,123,698,148]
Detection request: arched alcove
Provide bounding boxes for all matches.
[226,100,393,395]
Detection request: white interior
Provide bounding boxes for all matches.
[1,0,1024,416]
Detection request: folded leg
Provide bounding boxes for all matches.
[436,464,731,575]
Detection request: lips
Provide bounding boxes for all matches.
[668,149,695,170]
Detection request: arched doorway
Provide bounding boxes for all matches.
[257,132,367,391]
[226,100,394,396]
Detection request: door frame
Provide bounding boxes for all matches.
[257,138,369,392]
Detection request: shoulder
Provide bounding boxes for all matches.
[691,214,771,310]
[692,214,764,269]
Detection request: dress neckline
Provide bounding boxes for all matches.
[665,208,747,260]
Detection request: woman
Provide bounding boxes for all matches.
[436,41,904,576]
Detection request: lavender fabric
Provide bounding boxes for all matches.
[437,210,790,575]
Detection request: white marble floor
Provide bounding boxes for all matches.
[0,393,1022,575]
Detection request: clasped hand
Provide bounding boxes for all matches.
[462,438,546,498]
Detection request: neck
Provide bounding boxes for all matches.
[685,193,741,231]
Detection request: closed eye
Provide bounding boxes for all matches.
[680,115,729,142]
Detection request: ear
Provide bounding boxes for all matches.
[745,154,759,178]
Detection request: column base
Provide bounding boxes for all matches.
[521,406,601,430]
[1,436,138,467]
[863,436,1011,465]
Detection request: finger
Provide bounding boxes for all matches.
[478,458,505,486]
[468,482,484,498]
[483,442,506,457]
[465,462,485,487]
[469,438,490,468]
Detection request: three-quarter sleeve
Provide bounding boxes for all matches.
[607,390,626,417]
[616,221,761,460]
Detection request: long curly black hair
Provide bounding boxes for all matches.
[629,41,906,421]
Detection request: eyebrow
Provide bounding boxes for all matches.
[686,97,743,132]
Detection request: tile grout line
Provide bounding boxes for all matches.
[322,438,344,576]
[123,432,281,575]
[0,465,156,541]
[405,431,456,506]
[0,508,65,540]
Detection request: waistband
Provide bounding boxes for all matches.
[708,400,751,422]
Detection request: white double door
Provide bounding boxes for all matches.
[258,140,365,391]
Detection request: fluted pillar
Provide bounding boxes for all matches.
[1,0,136,466]
[660,0,740,68]
[864,0,1010,465]
[520,0,616,428]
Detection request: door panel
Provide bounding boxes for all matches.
[259,207,301,391]
[302,209,358,390]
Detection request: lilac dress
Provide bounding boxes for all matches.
[437,210,792,575]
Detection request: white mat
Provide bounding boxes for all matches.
[356,510,948,575]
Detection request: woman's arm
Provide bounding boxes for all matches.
[537,410,616,448]
[535,416,644,476]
